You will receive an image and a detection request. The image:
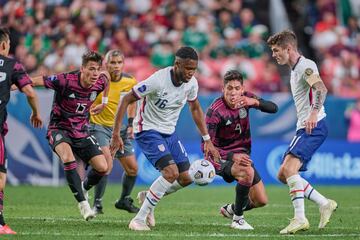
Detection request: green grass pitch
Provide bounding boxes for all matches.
[2,185,360,239]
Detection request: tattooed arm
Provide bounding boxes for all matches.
[305,74,328,133]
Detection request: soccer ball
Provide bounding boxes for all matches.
[189,159,216,186]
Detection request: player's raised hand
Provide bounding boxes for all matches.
[304,112,318,134]
[110,133,124,157]
[204,140,220,162]
[30,113,43,128]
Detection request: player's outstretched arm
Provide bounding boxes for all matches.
[188,99,220,161]
[21,84,43,128]
[110,92,138,156]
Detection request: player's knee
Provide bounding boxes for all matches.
[162,169,179,183]
[126,165,138,176]
[95,161,108,174]
[255,196,268,208]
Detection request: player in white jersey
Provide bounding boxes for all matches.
[267,30,337,234]
[110,46,220,231]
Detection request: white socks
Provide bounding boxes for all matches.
[165,180,183,195]
[301,178,328,207]
[287,175,305,220]
[135,176,172,221]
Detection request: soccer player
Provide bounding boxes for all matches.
[110,46,220,231]
[89,50,139,214]
[31,50,109,221]
[267,30,337,234]
[0,27,43,235]
[205,70,278,230]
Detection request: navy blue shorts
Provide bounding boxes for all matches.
[135,130,189,169]
[283,119,328,171]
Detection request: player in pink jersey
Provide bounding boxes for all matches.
[0,27,43,235]
[31,51,109,221]
[205,70,278,230]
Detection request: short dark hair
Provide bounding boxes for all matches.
[105,49,124,62]
[0,27,10,43]
[175,46,198,61]
[82,50,103,66]
[224,70,243,85]
[267,29,297,48]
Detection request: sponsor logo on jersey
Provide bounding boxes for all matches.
[90,91,97,101]
[226,119,232,125]
[239,108,247,119]
[158,144,165,152]
[69,93,76,98]
[138,85,146,93]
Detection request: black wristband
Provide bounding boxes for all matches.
[128,117,134,126]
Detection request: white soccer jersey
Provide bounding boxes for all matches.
[132,66,198,134]
[290,56,326,130]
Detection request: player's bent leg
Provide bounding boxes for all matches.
[93,146,113,214]
[115,155,139,213]
[56,143,87,205]
[83,155,108,192]
[248,180,268,208]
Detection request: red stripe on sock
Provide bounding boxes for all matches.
[149,190,160,201]
[290,189,304,194]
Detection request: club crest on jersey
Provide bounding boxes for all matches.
[55,133,63,141]
[158,144,165,152]
[138,85,146,93]
[305,68,313,77]
[90,91,97,101]
[239,108,247,119]
[49,75,57,81]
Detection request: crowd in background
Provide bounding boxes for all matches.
[0,0,359,96]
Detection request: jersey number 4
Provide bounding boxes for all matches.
[155,98,168,109]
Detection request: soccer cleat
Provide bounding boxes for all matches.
[115,196,140,213]
[93,202,104,215]
[81,182,89,201]
[220,203,234,219]
[137,191,155,227]
[280,218,309,234]
[230,218,254,230]
[129,218,151,231]
[319,199,338,229]
[78,201,96,221]
[0,225,17,235]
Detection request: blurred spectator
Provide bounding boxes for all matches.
[345,98,360,142]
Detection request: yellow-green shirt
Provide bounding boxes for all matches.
[90,73,137,127]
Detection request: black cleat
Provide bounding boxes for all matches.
[93,202,104,215]
[115,196,140,213]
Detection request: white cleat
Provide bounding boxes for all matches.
[319,199,338,229]
[280,218,309,234]
[231,218,254,230]
[81,182,89,201]
[137,191,155,227]
[220,204,234,219]
[78,201,96,221]
[129,218,151,231]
